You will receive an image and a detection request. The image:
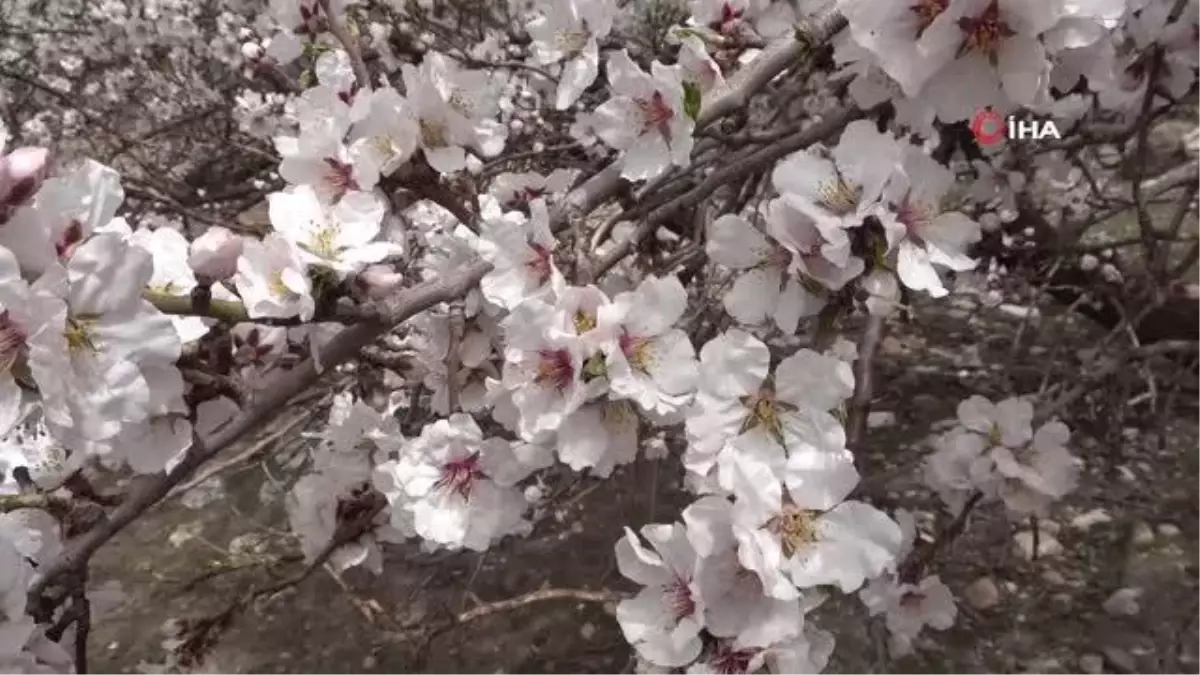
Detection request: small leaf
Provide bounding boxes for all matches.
[582,354,608,382]
[683,81,702,122]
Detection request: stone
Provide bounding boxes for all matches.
[964,576,1001,610]
[1014,530,1064,560]
[1157,523,1181,538]
[579,622,596,640]
[1102,646,1136,673]
[1041,569,1066,585]
[1071,508,1112,531]
[1102,587,1143,616]
[1131,521,1155,547]
[1079,654,1104,674]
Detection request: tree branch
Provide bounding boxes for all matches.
[321,0,372,88]
[29,262,493,605]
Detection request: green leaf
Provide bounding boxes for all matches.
[683,81,702,122]
[582,353,608,382]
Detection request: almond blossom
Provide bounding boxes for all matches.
[0,159,123,277]
[29,233,180,445]
[594,50,694,181]
[615,523,706,667]
[268,185,393,278]
[705,213,826,332]
[477,198,564,310]
[526,0,618,110]
[598,274,699,418]
[401,52,508,174]
[233,232,315,320]
[377,413,532,551]
[880,145,982,299]
[684,330,855,500]
[275,123,380,202]
[772,120,901,240]
[859,574,957,656]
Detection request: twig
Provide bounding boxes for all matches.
[846,314,885,452]
[455,587,624,624]
[144,289,365,325]
[321,0,372,88]
[445,299,465,413]
[898,491,984,583]
[587,107,864,281]
[29,262,493,607]
[169,405,318,498]
[1038,340,1199,421]
[1129,45,1166,263]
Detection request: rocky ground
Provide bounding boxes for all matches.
[86,292,1199,674]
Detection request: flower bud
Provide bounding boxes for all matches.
[357,264,405,300]
[188,225,243,281]
[0,146,50,209]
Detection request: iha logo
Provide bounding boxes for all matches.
[970,109,1063,146]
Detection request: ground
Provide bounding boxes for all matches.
[87,293,1199,674]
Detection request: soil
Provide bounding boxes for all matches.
[86,294,1199,674]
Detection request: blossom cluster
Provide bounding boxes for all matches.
[925,394,1081,517]
[0,0,1184,671]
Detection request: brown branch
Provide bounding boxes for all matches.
[144,289,366,325]
[847,314,886,452]
[445,299,465,413]
[898,491,984,583]
[29,261,493,607]
[321,0,372,88]
[587,106,864,280]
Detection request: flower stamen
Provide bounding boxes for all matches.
[956,0,1016,64]
[535,348,574,390]
[0,310,27,373]
[435,453,484,500]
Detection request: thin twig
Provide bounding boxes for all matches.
[846,314,885,452]
[321,0,372,88]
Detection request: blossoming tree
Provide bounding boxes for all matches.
[0,0,1196,671]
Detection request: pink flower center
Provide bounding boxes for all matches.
[0,310,27,372]
[525,241,554,284]
[436,454,484,500]
[956,0,1015,61]
[323,158,359,197]
[535,348,574,390]
[895,191,931,239]
[709,643,758,675]
[910,0,948,38]
[713,3,744,33]
[665,576,696,620]
[55,220,84,259]
[636,91,675,140]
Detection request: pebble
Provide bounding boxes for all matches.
[580,622,596,640]
[1157,523,1181,538]
[1131,521,1155,547]
[1041,569,1066,585]
[362,655,377,669]
[998,303,1040,319]
[964,576,1001,610]
[1079,654,1104,674]
[1014,530,1064,560]
[1071,508,1113,531]
[1116,465,1137,483]
[1102,587,1143,616]
[1102,646,1136,672]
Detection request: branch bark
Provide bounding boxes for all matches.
[29,261,492,604]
